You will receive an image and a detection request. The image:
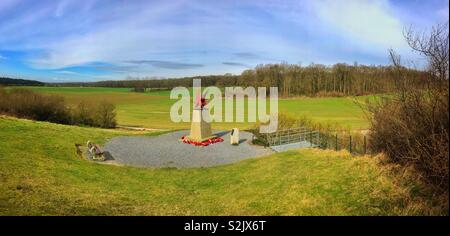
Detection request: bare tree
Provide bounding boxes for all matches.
[388,49,408,99]
[404,22,449,81]
[370,22,449,200]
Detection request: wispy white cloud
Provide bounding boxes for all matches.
[25,1,198,69]
[55,70,78,74]
[311,0,406,50]
[222,62,251,68]
[0,0,446,81]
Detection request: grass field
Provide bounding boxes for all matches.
[0,116,437,215]
[15,86,371,130]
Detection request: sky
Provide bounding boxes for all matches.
[0,0,448,82]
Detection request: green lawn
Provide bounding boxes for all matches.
[0,117,435,215]
[16,86,371,130]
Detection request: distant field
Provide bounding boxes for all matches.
[13,86,373,130]
[0,117,436,215]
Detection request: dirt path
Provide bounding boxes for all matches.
[116,125,166,131]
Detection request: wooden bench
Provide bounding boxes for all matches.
[87,141,105,161]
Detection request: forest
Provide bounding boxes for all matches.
[55,63,429,97]
[0,77,45,86]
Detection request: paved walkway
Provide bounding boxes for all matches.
[269,141,315,152]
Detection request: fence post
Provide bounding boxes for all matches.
[349,135,352,153]
[318,132,320,148]
[335,134,338,151]
[288,129,290,144]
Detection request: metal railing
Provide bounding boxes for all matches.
[266,128,320,147]
[258,128,369,155]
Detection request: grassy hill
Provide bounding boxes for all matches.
[0,116,438,215]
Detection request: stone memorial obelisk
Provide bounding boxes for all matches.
[185,94,216,142]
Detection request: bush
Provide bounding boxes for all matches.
[132,86,146,92]
[369,90,449,193]
[0,86,6,109]
[93,101,116,128]
[368,22,449,210]
[72,101,95,126]
[0,88,71,124]
[0,88,116,128]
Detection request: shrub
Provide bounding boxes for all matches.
[72,101,95,126]
[368,22,449,200]
[0,86,6,110]
[369,90,449,193]
[0,88,116,128]
[0,88,71,124]
[93,101,116,128]
[132,86,146,92]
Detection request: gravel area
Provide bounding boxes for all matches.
[104,130,274,168]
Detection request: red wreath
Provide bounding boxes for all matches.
[181,136,224,146]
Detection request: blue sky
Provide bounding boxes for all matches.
[0,0,448,82]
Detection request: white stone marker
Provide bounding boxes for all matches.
[230,128,239,145]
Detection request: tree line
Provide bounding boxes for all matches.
[0,77,45,86]
[54,63,429,97]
